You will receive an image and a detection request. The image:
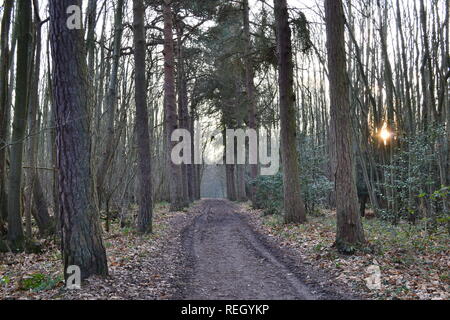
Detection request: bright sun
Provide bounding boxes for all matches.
[379,123,392,146]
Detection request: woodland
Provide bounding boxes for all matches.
[0,0,448,300]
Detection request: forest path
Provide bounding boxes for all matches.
[179,199,322,300]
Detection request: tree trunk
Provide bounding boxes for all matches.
[325,0,365,250]
[190,104,201,200]
[46,47,60,230]
[236,163,247,201]
[7,0,32,251]
[27,1,54,237]
[0,0,14,224]
[273,0,307,224]
[49,0,108,280]
[176,24,192,204]
[419,0,437,124]
[327,107,337,208]
[378,2,396,131]
[243,0,258,202]
[163,0,185,211]
[133,0,153,233]
[86,0,97,74]
[225,164,237,201]
[395,0,414,135]
[96,0,125,207]
[234,122,247,201]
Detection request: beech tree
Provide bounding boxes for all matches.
[0,0,14,229]
[7,0,32,251]
[26,0,54,237]
[96,0,125,215]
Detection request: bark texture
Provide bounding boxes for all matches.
[274,0,307,224]
[176,24,192,204]
[96,0,125,207]
[163,0,185,211]
[243,0,258,202]
[325,0,365,249]
[49,0,108,279]
[0,0,13,224]
[133,0,153,233]
[27,3,54,237]
[7,0,32,250]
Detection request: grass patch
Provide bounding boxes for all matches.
[18,273,63,292]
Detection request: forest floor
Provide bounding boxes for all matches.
[0,203,195,300]
[177,199,354,299]
[240,203,449,300]
[0,199,448,300]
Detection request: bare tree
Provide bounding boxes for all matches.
[96,0,125,208]
[0,0,14,227]
[7,0,32,251]
[26,0,54,237]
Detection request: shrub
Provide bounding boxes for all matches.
[251,136,332,216]
[18,273,63,292]
[377,126,448,226]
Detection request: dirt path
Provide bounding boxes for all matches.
[179,199,346,300]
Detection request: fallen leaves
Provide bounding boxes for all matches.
[0,202,200,300]
[239,202,449,300]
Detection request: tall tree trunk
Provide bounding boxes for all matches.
[273,0,307,224]
[49,0,108,280]
[46,41,60,229]
[7,0,32,251]
[86,0,97,74]
[243,0,258,202]
[163,0,185,211]
[0,0,14,225]
[378,1,396,130]
[325,0,365,250]
[196,163,202,199]
[235,163,247,201]
[225,164,237,201]
[327,106,337,208]
[132,0,153,233]
[183,78,194,202]
[190,104,201,200]
[419,0,437,125]
[176,24,191,204]
[96,0,125,207]
[444,0,450,225]
[27,0,54,237]
[235,119,247,202]
[395,0,414,135]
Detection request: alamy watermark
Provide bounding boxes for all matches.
[66,5,82,30]
[171,125,280,176]
[66,265,81,289]
[365,264,382,290]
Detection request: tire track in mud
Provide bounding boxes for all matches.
[180,199,322,300]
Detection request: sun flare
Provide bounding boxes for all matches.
[379,123,392,146]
